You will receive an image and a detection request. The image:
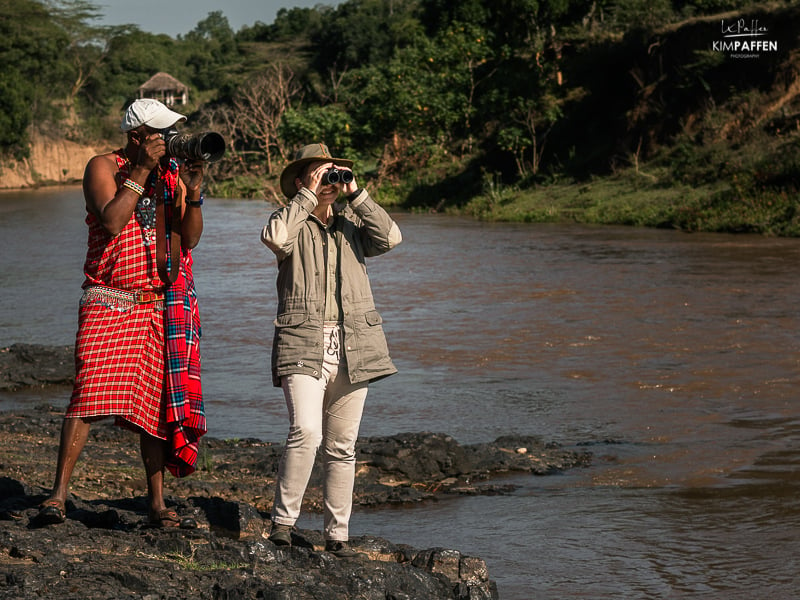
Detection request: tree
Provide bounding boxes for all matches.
[310,0,422,72]
[232,63,301,175]
[426,22,495,154]
[497,92,562,177]
[279,104,356,159]
[87,29,187,110]
[45,1,100,97]
[0,0,72,150]
[181,11,238,90]
[0,70,35,156]
[261,7,324,41]
[341,22,493,163]
[45,1,138,126]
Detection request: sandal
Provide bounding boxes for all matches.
[148,509,197,529]
[36,500,66,525]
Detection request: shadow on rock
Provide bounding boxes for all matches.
[0,404,597,599]
[0,477,499,600]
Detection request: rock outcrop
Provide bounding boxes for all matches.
[0,347,593,598]
[0,344,75,390]
[1,490,499,600]
[0,406,592,599]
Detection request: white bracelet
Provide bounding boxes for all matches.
[122,178,145,196]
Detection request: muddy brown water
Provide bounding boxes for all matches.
[2,187,799,599]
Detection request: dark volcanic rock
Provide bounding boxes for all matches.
[0,346,594,599]
[0,489,499,600]
[0,344,74,390]
[0,408,592,599]
[0,493,499,599]
[350,432,591,506]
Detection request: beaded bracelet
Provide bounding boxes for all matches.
[122,178,145,196]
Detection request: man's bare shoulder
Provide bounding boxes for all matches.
[88,151,120,168]
[84,151,121,178]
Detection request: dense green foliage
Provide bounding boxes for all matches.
[2,0,798,234]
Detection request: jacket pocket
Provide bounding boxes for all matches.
[355,310,390,360]
[274,312,308,328]
[364,310,383,326]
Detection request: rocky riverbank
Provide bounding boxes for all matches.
[0,345,593,598]
[0,344,75,391]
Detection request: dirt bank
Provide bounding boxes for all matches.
[0,133,110,189]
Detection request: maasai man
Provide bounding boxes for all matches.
[36,99,208,528]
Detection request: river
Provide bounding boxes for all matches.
[2,187,800,599]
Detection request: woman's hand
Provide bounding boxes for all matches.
[305,162,334,195]
[340,167,357,195]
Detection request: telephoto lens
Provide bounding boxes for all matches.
[162,129,227,163]
[323,168,354,185]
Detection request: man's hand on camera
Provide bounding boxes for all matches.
[180,159,206,193]
[136,133,166,171]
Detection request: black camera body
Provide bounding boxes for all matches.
[323,168,353,185]
[161,128,226,163]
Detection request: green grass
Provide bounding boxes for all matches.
[138,550,248,572]
[458,168,716,225]
[454,158,800,236]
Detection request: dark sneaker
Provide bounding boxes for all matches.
[268,523,292,546]
[324,540,366,559]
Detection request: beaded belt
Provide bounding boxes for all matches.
[80,285,165,312]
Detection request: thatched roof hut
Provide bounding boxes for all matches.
[138,72,188,106]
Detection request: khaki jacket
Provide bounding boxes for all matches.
[261,187,402,386]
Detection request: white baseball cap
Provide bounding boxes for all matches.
[120,98,186,132]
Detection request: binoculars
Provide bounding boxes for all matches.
[323,168,353,185]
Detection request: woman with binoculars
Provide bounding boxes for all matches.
[261,143,403,558]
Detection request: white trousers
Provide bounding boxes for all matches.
[271,324,368,541]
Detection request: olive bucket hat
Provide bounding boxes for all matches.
[279,143,354,198]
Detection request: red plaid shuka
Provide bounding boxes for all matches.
[67,151,206,477]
